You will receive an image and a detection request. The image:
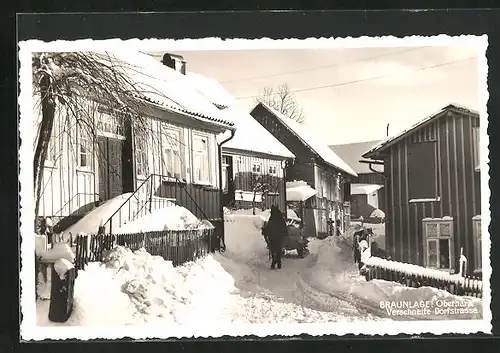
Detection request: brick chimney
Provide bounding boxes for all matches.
[162,53,186,75]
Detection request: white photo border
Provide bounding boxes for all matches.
[19,35,491,340]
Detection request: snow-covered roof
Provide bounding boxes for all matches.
[351,183,383,195]
[184,73,294,159]
[330,140,383,174]
[186,72,235,109]
[100,50,234,128]
[363,104,479,159]
[254,102,358,177]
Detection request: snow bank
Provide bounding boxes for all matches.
[114,206,213,234]
[39,242,75,263]
[104,247,238,325]
[303,236,482,320]
[54,258,74,280]
[38,246,239,326]
[37,261,139,327]
[63,193,134,236]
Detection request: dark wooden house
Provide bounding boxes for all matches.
[184,73,295,212]
[39,50,235,248]
[330,140,386,219]
[250,102,358,238]
[362,104,482,274]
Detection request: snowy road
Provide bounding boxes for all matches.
[36,211,482,327]
[216,214,386,322]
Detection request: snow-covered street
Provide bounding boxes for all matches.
[36,210,482,327]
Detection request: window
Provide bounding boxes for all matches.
[408,141,437,200]
[162,129,182,178]
[473,216,482,271]
[473,127,480,171]
[252,163,262,174]
[78,126,93,169]
[97,112,124,137]
[423,219,454,270]
[268,164,277,175]
[321,175,328,198]
[222,163,229,193]
[193,134,210,183]
[135,136,148,177]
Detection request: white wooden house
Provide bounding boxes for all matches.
[34,50,235,237]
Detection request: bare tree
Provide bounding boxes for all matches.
[255,83,306,123]
[31,52,156,220]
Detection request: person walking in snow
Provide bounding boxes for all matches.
[353,227,373,269]
[262,205,288,269]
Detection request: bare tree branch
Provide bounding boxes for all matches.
[255,83,306,124]
[31,51,170,223]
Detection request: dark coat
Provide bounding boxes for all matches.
[262,206,287,250]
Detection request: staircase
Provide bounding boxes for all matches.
[102,174,217,235]
[101,174,175,234]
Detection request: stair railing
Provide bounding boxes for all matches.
[101,174,154,234]
[102,173,213,234]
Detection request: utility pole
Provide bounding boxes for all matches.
[386,123,389,137]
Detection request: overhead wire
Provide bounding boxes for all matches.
[234,56,477,100]
[220,47,424,84]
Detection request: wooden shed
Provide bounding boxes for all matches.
[362,104,482,275]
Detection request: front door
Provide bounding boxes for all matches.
[98,136,124,202]
[221,155,234,206]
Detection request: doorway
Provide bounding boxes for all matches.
[97,136,125,202]
[221,155,234,207]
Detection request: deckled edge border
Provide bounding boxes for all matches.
[18,35,492,340]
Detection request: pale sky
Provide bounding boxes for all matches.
[152,45,481,145]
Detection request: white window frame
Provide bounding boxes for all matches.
[161,127,183,179]
[252,162,262,174]
[97,112,126,140]
[77,124,93,171]
[135,134,149,179]
[422,219,454,271]
[268,163,278,176]
[192,132,211,185]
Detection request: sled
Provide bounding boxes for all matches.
[264,221,309,259]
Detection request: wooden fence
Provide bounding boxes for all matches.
[74,228,214,269]
[362,264,483,298]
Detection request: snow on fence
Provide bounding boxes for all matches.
[74,228,214,269]
[362,257,483,298]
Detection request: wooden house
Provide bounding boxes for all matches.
[184,73,295,212]
[250,102,358,238]
[35,50,235,247]
[362,104,482,275]
[330,140,385,219]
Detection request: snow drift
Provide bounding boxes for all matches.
[63,193,134,236]
[114,206,213,234]
[37,246,239,326]
[303,236,482,320]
